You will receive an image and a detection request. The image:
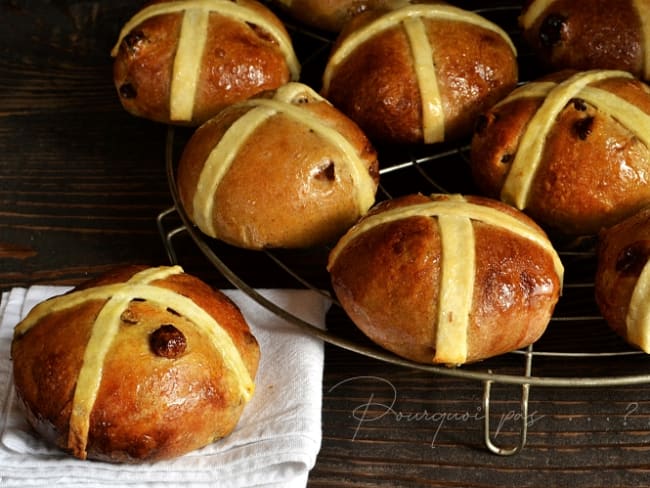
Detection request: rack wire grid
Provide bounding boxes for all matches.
[155,3,650,455]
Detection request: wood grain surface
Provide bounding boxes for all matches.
[3,1,650,487]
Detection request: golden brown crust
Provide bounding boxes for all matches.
[11,265,260,463]
[595,207,650,342]
[470,70,650,237]
[322,4,518,145]
[331,194,443,362]
[327,19,422,143]
[328,194,562,365]
[176,83,379,249]
[270,0,415,32]
[520,0,645,78]
[112,0,296,125]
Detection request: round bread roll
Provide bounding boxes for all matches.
[111,0,300,125]
[520,0,650,80]
[595,206,650,352]
[327,193,564,366]
[321,2,518,145]
[11,265,260,463]
[176,82,379,249]
[470,69,650,237]
[269,0,416,32]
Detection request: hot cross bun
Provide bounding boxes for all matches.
[176,82,379,249]
[327,193,563,366]
[11,265,260,462]
[321,3,518,145]
[112,0,300,125]
[471,69,650,237]
[269,0,416,32]
[520,0,650,80]
[595,207,650,352]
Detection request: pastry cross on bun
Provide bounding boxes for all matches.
[322,2,518,145]
[112,0,300,125]
[328,193,563,366]
[11,265,260,463]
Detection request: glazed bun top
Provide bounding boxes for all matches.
[270,0,418,32]
[519,0,650,79]
[328,193,564,365]
[111,0,300,125]
[471,68,650,236]
[176,82,379,249]
[322,2,518,144]
[495,70,650,209]
[12,265,258,461]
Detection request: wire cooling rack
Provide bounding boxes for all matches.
[155,4,650,455]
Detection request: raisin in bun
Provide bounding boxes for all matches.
[176,82,379,249]
[11,265,260,463]
[111,0,300,125]
[321,2,518,145]
[520,0,650,80]
[471,69,650,237]
[269,0,415,32]
[327,193,563,366]
[595,207,650,352]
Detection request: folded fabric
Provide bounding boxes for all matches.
[0,286,331,487]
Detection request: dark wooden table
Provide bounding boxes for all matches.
[3,1,650,486]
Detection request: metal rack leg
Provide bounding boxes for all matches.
[482,379,530,455]
[156,206,186,265]
[482,346,533,456]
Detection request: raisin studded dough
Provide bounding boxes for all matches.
[112,0,300,125]
[176,82,379,249]
[11,265,260,462]
[596,207,650,352]
[471,69,650,236]
[520,0,650,80]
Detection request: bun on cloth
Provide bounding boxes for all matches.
[11,265,260,463]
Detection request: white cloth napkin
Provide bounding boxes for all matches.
[0,286,331,488]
